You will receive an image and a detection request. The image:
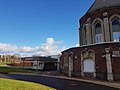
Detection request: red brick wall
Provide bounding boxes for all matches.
[80,7,120,26]
[13,58,32,66]
[60,42,120,80]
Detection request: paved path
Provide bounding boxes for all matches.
[0,73,119,90]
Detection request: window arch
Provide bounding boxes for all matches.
[81,49,96,77]
[95,22,102,43]
[112,19,120,42]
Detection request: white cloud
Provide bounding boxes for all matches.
[46,38,54,45]
[36,38,64,56]
[0,43,17,53]
[19,46,35,53]
[0,38,66,56]
[75,44,79,47]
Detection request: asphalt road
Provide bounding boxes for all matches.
[0,73,119,90]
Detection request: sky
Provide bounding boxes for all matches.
[0,0,94,56]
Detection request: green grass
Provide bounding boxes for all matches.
[0,66,34,73]
[0,78,55,90]
[0,63,34,74]
[0,63,8,67]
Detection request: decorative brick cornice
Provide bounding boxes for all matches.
[80,6,120,26]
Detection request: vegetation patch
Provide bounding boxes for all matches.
[0,63,34,74]
[0,66,34,73]
[0,78,55,90]
[0,63,8,67]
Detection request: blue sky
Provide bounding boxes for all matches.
[0,0,94,56]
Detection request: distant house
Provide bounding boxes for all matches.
[13,56,59,71]
[13,57,22,66]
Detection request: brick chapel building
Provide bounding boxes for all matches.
[60,0,120,81]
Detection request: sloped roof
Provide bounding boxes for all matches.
[22,56,58,62]
[87,0,120,13]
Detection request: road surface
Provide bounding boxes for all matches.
[0,73,119,90]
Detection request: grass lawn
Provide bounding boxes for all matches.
[0,63,34,74]
[0,63,8,67]
[0,66,34,73]
[0,78,55,90]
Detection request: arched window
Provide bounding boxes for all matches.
[95,23,102,43]
[112,19,120,42]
